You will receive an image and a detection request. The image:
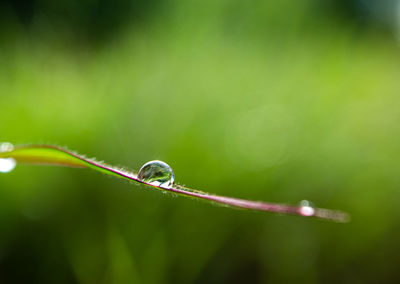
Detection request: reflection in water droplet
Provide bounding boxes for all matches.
[299,200,315,216]
[0,142,16,173]
[138,160,174,188]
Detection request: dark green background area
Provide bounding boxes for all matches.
[1,0,400,283]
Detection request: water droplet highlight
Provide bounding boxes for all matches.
[299,200,315,216]
[0,142,16,173]
[137,160,174,188]
[0,158,16,173]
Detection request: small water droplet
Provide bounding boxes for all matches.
[0,142,14,153]
[0,158,16,173]
[299,200,315,216]
[0,142,16,173]
[137,160,174,188]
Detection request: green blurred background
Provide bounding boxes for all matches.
[1,0,400,283]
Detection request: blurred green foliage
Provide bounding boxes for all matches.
[1,0,400,283]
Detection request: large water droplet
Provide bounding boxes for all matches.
[137,160,175,188]
[0,142,16,173]
[298,200,315,216]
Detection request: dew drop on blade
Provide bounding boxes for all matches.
[137,160,175,188]
[298,200,315,216]
[0,142,16,173]
[0,142,14,153]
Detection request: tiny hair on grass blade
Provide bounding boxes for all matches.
[0,143,350,222]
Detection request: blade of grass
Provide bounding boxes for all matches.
[0,144,350,222]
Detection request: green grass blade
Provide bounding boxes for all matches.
[0,144,350,222]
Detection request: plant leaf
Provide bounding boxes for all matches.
[0,144,350,222]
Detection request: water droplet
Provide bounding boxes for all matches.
[299,200,315,216]
[0,142,16,173]
[0,158,16,173]
[0,142,14,153]
[137,160,174,188]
